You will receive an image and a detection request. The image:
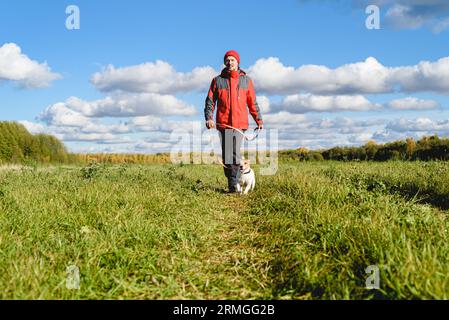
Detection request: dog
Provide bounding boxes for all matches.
[236,158,256,195]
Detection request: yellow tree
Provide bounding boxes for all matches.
[406,137,416,159]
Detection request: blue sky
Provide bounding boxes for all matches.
[1,0,449,153]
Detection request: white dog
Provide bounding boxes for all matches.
[236,158,255,195]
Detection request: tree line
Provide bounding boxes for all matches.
[0,121,71,164]
[281,135,449,162]
[77,153,172,164]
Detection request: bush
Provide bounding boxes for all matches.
[80,161,102,179]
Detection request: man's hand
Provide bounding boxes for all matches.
[257,123,263,130]
[206,120,215,129]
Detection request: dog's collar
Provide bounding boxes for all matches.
[241,169,252,175]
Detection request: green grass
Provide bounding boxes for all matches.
[0,161,448,299]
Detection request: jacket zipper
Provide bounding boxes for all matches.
[227,72,240,128]
[237,76,240,126]
[228,78,232,127]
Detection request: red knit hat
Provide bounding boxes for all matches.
[224,50,240,64]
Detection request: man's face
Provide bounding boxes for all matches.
[225,56,238,71]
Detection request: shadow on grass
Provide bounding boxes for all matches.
[394,188,449,211]
[364,179,449,210]
[344,175,449,211]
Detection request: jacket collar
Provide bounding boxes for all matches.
[220,68,246,79]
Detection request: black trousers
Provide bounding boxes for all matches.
[219,129,245,190]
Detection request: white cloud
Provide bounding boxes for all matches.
[257,95,271,113]
[347,133,374,145]
[385,4,426,29]
[69,144,142,154]
[128,116,199,132]
[19,119,134,144]
[432,17,449,33]
[90,60,216,94]
[126,115,161,130]
[38,103,91,127]
[248,56,392,95]
[83,122,130,134]
[41,93,197,119]
[263,112,384,134]
[260,111,385,148]
[386,117,449,133]
[391,57,449,93]
[18,120,45,134]
[134,141,174,151]
[53,126,131,143]
[248,56,449,95]
[36,102,136,142]
[34,88,199,151]
[263,111,308,127]
[272,94,439,114]
[356,0,449,32]
[313,117,385,130]
[372,129,413,144]
[39,111,386,153]
[58,132,133,144]
[273,93,380,113]
[385,97,440,110]
[0,43,61,88]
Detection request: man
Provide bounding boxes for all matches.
[204,50,264,193]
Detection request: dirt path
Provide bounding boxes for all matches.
[193,194,272,299]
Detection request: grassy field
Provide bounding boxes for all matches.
[0,161,448,299]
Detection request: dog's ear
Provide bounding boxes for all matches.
[241,156,245,161]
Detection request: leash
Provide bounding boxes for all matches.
[215,123,261,141]
[218,123,261,141]
[209,123,261,168]
[216,157,232,169]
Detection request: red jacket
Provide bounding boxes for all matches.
[205,68,263,130]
